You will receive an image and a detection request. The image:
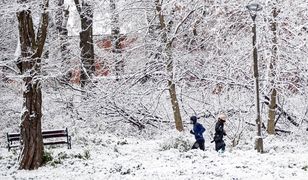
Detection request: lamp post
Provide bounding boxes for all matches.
[246,3,263,153]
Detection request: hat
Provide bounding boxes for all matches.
[218,113,227,122]
[190,116,197,123]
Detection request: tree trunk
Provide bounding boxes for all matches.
[267,3,278,135]
[19,76,44,170]
[252,21,263,153]
[56,0,69,63]
[17,0,49,170]
[168,79,183,131]
[55,0,65,33]
[110,0,123,81]
[74,0,95,87]
[145,1,160,60]
[166,42,183,131]
[267,88,277,134]
[155,0,183,131]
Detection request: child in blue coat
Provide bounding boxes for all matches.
[190,116,205,151]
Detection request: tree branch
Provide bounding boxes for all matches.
[0,64,20,74]
[170,8,198,44]
[74,0,82,16]
[34,0,49,58]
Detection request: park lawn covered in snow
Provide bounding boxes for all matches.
[1,130,308,180]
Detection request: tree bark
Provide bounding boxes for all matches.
[17,0,49,170]
[74,0,95,87]
[267,3,278,135]
[267,88,277,134]
[145,1,160,60]
[251,20,263,153]
[110,0,123,81]
[56,0,70,64]
[55,0,65,32]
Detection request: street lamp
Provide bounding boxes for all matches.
[246,3,263,153]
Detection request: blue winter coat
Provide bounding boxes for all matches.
[192,122,205,141]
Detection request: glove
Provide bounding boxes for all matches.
[190,130,194,134]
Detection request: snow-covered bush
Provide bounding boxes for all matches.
[42,151,53,165]
[159,132,192,152]
[74,149,90,160]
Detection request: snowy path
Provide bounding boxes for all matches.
[1,135,308,180]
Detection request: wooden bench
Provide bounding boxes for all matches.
[7,128,72,151]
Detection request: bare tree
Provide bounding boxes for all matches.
[16,0,49,170]
[267,1,279,134]
[74,0,95,87]
[155,0,183,131]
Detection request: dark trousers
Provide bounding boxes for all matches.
[215,140,225,151]
[192,139,205,151]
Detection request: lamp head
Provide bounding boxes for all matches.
[246,3,262,12]
[246,3,262,21]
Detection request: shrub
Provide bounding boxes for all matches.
[84,149,90,160]
[42,151,53,164]
[58,152,69,160]
[160,134,191,152]
[74,149,90,160]
[50,160,62,167]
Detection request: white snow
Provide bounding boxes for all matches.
[1,130,307,180]
[1,0,308,179]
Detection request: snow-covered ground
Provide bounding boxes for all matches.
[1,130,307,180]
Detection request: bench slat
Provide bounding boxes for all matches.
[44,141,68,145]
[7,133,20,137]
[8,137,20,141]
[42,130,67,134]
[8,145,19,149]
[43,133,68,139]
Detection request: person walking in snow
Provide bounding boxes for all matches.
[190,116,206,151]
[213,113,227,152]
